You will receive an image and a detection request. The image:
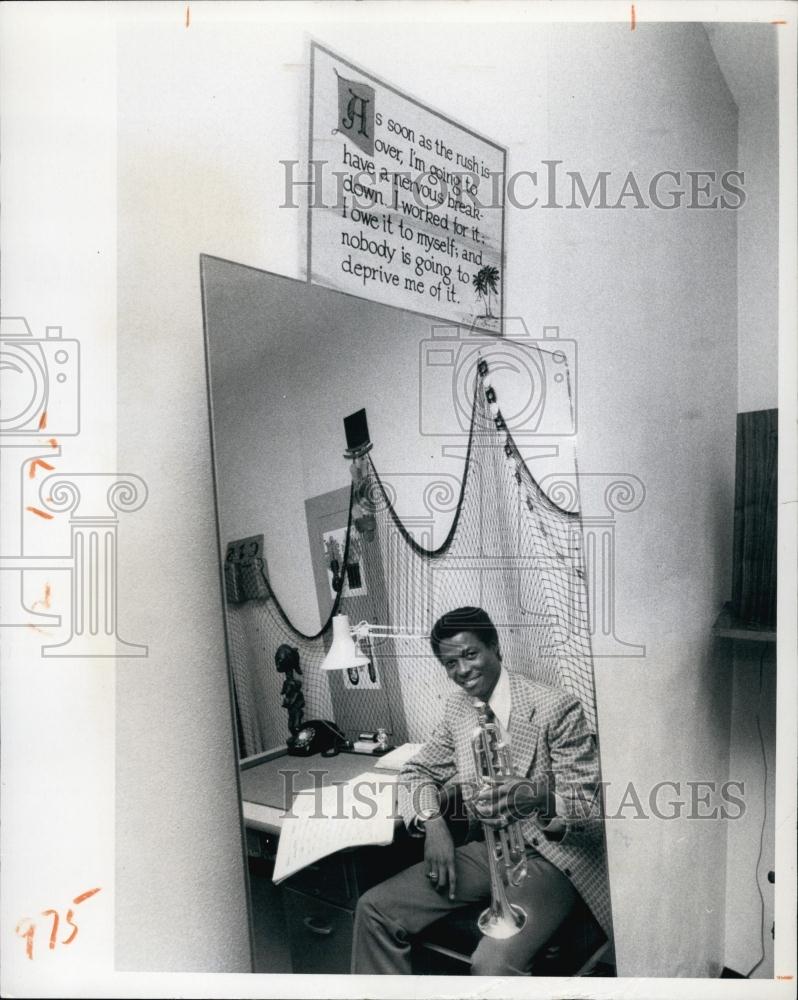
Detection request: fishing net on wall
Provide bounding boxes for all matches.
[227,361,595,758]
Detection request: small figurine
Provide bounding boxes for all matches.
[324,536,344,593]
[275,643,305,745]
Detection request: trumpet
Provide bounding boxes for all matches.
[470,698,528,938]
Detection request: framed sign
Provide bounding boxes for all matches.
[308,42,507,333]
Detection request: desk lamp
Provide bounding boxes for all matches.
[321,613,429,754]
[321,614,428,671]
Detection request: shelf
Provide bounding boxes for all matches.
[712,602,776,643]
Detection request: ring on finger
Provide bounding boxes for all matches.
[427,871,438,880]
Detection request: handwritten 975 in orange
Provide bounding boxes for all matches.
[16,887,101,960]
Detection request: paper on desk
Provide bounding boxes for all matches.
[272,771,398,883]
[374,742,424,770]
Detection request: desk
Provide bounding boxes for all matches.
[240,752,611,977]
[240,750,400,834]
[240,751,418,974]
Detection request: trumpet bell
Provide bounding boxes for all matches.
[477,902,527,939]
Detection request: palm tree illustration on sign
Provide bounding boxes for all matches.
[472,265,500,319]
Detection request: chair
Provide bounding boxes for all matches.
[411,893,613,976]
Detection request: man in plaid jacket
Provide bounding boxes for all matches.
[352,606,611,976]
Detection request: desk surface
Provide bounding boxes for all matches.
[241,752,385,810]
[240,752,402,834]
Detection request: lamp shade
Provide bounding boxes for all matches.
[321,614,371,671]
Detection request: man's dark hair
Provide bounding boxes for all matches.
[430,606,499,660]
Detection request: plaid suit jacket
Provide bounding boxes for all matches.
[397,672,612,937]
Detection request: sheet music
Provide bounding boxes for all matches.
[272,771,398,883]
[374,742,425,770]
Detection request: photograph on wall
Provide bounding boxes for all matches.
[342,632,382,692]
[323,526,367,599]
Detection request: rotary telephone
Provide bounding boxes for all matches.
[287,719,347,757]
[287,720,393,756]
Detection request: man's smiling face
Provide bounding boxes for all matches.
[436,630,502,702]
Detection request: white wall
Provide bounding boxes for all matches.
[733,49,780,983]
[0,7,119,995]
[707,23,779,413]
[544,25,738,976]
[706,24,780,979]
[116,15,742,977]
[725,77,780,965]
[737,104,779,413]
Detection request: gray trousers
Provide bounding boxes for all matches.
[351,840,577,975]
